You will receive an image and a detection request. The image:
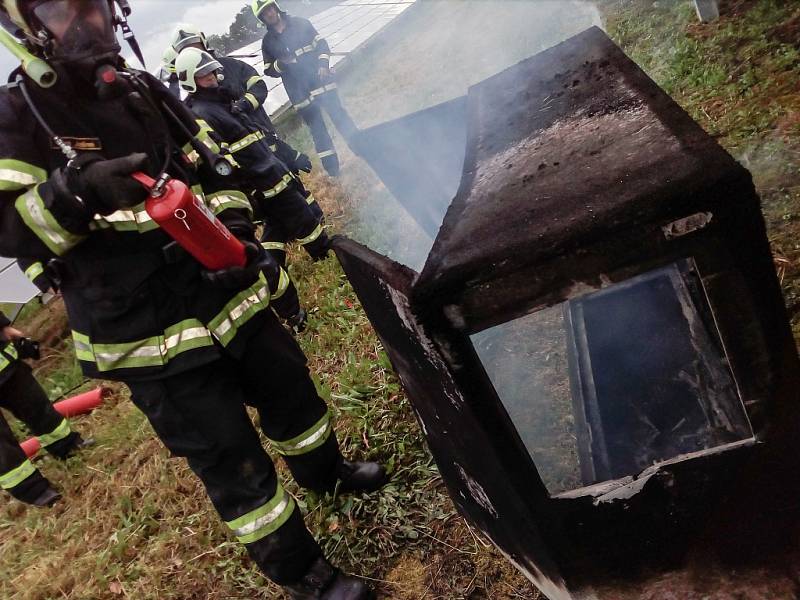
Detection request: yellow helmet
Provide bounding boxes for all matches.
[251,0,282,22]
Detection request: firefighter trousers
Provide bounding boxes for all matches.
[261,223,302,321]
[0,364,79,503]
[128,311,343,584]
[298,90,358,176]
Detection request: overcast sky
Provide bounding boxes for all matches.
[0,0,253,79]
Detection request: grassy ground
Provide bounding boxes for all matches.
[2,1,799,599]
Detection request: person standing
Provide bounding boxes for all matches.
[0,2,381,598]
[255,0,359,176]
[0,310,86,507]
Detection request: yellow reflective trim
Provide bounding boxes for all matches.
[271,267,290,300]
[0,460,36,490]
[245,93,259,110]
[209,276,271,346]
[269,410,331,456]
[228,131,266,153]
[38,418,71,448]
[15,185,86,256]
[261,241,286,252]
[72,330,94,362]
[298,223,323,245]
[24,261,44,282]
[0,159,47,191]
[225,485,295,544]
[261,173,294,199]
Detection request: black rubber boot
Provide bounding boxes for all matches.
[337,460,387,495]
[284,556,376,600]
[287,308,308,335]
[31,485,61,508]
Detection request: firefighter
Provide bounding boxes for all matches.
[176,47,325,333]
[169,25,322,219]
[0,2,382,598]
[0,310,86,507]
[254,0,359,177]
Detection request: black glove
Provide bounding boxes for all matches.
[54,153,150,216]
[294,153,312,174]
[202,241,279,290]
[304,229,331,262]
[13,337,40,360]
[231,97,254,115]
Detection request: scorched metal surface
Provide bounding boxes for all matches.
[335,26,800,599]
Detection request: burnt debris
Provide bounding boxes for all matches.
[336,27,800,598]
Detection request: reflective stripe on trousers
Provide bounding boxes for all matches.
[268,410,332,456]
[297,223,324,245]
[225,484,296,544]
[37,418,72,448]
[0,459,35,489]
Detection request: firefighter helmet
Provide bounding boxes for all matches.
[162,44,177,73]
[175,47,222,93]
[252,0,283,22]
[171,23,207,53]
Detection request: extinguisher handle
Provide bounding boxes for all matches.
[131,171,155,188]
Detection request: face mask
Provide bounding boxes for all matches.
[32,0,119,66]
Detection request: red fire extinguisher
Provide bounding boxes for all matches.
[132,172,247,270]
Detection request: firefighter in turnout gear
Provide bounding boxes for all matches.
[0,310,85,507]
[176,47,326,332]
[254,0,359,177]
[169,24,322,220]
[0,2,383,598]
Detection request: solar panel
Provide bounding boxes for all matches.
[0,257,39,305]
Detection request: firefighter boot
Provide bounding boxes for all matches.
[31,485,62,508]
[337,460,387,495]
[284,556,376,600]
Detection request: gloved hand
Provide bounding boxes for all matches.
[230,97,254,115]
[202,241,279,290]
[304,229,331,262]
[294,153,312,173]
[56,153,150,216]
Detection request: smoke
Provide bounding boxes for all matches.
[333,0,603,271]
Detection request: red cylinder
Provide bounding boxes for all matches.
[53,387,107,417]
[19,387,108,458]
[133,172,247,270]
[20,437,40,458]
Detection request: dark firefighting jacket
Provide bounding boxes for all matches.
[216,54,307,173]
[17,257,55,293]
[0,64,271,383]
[187,86,296,196]
[0,311,18,387]
[261,15,336,110]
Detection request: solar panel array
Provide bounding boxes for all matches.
[230,0,417,115]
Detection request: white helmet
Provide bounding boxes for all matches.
[162,45,178,73]
[171,23,207,53]
[175,47,222,93]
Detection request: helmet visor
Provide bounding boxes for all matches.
[32,0,117,58]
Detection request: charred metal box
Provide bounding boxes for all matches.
[336,27,800,598]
